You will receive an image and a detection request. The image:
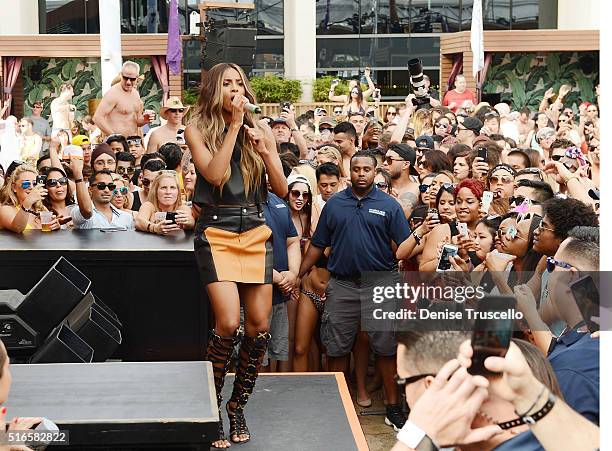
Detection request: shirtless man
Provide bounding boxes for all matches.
[516,106,534,147]
[93,61,151,137]
[50,83,75,137]
[146,96,188,153]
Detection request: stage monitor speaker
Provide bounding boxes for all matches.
[207,27,256,47]
[30,323,94,364]
[65,293,122,362]
[15,257,91,339]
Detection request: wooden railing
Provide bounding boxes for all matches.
[258,101,403,118]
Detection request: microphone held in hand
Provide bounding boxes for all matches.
[244,102,262,114]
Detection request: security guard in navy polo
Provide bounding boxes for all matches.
[298,149,411,431]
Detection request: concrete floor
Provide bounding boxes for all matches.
[349,381,399,451]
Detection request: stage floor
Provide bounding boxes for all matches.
[7,363,366,450]
[219,373,367,451]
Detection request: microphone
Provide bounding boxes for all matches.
[230,95,262,114]
[245,102,262,114]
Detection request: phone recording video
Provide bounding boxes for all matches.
[166,212,178,224]
[36,175,47,186]
[477,147,488,161]
[436,244,458,272]
[570,275,600,333]
[468,295,517,376]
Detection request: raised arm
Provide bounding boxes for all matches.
[245,121,287,198]
[362,67,376,99]
[328,79,348,103]
[70,157,93,219]
[390,94,416,144]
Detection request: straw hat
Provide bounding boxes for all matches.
[159,97,190,120]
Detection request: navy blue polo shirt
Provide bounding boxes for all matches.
[311,186,410,276]
[548,326,599,424]
[492,431,543,451]
[263,192,298,305]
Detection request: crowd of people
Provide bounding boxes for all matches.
[0,60,601,450]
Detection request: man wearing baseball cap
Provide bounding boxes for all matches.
[382,143,420,216]
[146,96,189,153]
[270,106,309,159]
[414,135,434,151]
[456,116,483,146]
[72,135,92,169]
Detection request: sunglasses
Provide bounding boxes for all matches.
[546,256,574,273]
[489,175,514,184]
[45,177,69,188]
[510,196,540,206]
[20,180,36,189]
[290,189,310,199]
[94,182,116,191]
[113,187,129,196]
[537,222,555,234]
[141,178,153,187]
[168,108,185,113]
[439,182,455,191]
[376,182,388,189]
[333,109,343,114]
[127,139,142,146]
[384,156,404,165]
[395,373,435,389]
[122,75,137,82]
[419,184,431,193]
[117,166,135,176]
[387,112,397,116]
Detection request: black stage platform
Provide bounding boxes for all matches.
[0,230,207,361]
[9,361,218,449]
[8,363,367,451]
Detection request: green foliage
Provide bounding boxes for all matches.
[249,76,302,103]
[183,87,199,105]
[483,52,599,111]
[313,76,346,102]
[23,57,162,121]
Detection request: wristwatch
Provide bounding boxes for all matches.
[397,421,438,451]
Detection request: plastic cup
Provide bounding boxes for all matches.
[40,211,53,232]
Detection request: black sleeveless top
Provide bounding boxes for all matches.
[193,138,267,206]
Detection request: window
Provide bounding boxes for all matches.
[316,36,439,69]
[255,0,283,35]
[43,0,99,34]
[254,38,284,72]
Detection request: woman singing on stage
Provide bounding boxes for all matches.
[185,63,287,448]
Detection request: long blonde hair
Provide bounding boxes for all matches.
[147,171,183,212]
[189,63,265,197]
[413,109,433,137]
[0,165,44,211]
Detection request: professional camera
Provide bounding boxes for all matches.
[408,58,431,110]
